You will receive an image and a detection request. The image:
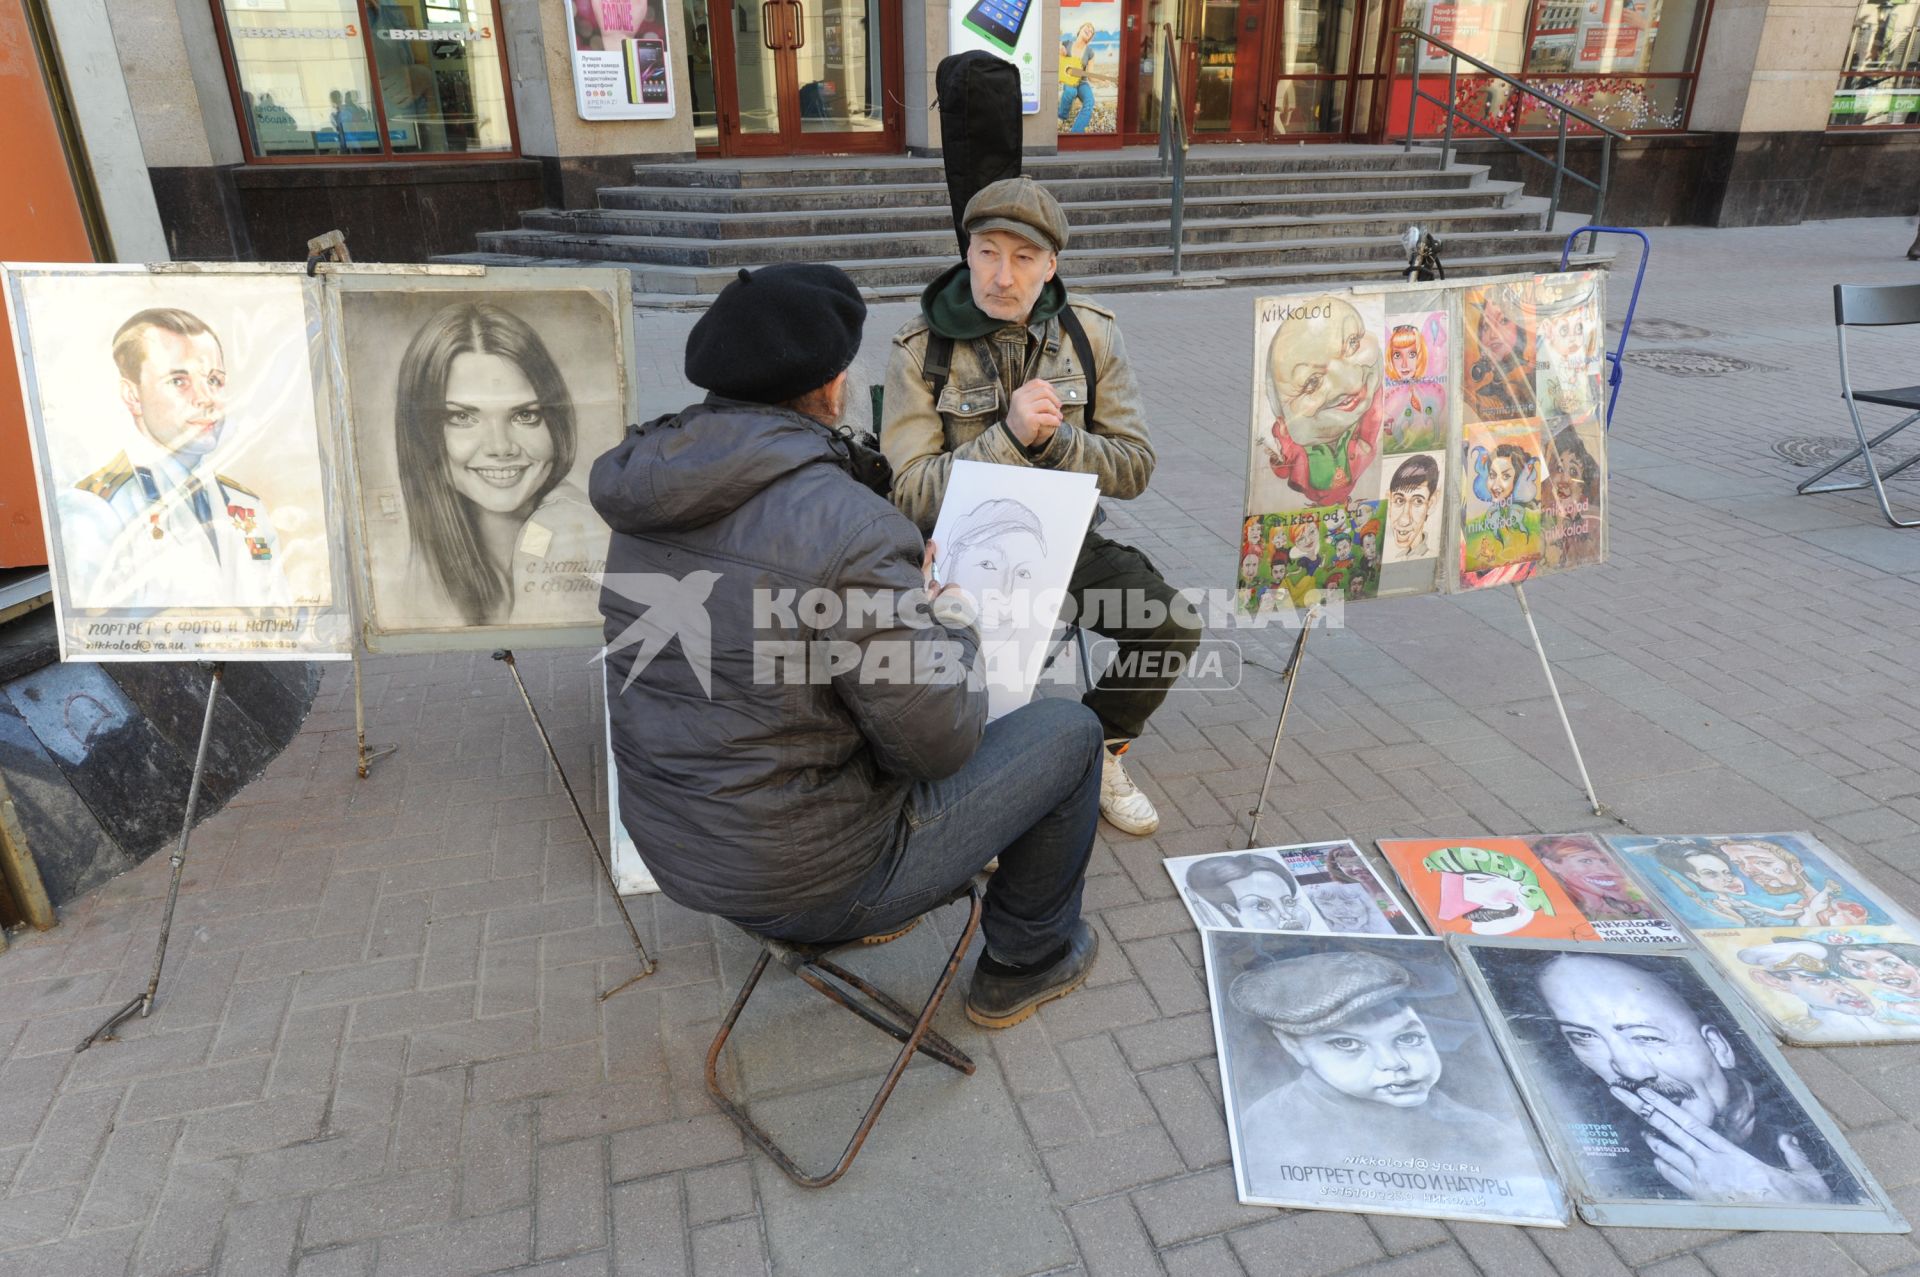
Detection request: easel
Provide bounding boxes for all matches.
[78,664,225,1051]
[493,651,655,998]
[1244,583,1602,851]
[306,230,399,782]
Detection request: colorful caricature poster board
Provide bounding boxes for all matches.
[1607,833,1920,1045]
[564,0,677,120]
[929,460,1098,720]
[326,266,632,653]
[1056,0,1121,134]
[1455,937,1910,1232]
[950,2,1042,113]
[1239,272,1606,609]
[1203,930,1568,1224]
[4,264,354,660]
[1165,842,1422,935]
[1378,837,1592,942]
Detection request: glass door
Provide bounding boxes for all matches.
[1268,0,1392,138]
[706,0,899,155]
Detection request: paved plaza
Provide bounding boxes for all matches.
[7,215,1920,1277]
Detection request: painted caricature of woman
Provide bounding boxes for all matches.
[946,499,1047,632]
[1387,324,1428,383]
[395,302,591,627]
[1469,441,1540,544]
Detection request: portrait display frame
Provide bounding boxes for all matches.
[1606,832,1920,1046]
[1452,935,1909,1233]
[1166,841,1423,936]
[323,265,636,654]
[3,261,356,661]
[1376,834,1684,945]
[1203,929,1569,1226]
[1239,270,1608,609]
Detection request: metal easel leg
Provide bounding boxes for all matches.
[1246,607,1319,849]
[77,663,226,1051]
[493,651,656,996]
[1513,584,1603,816]
[352,652,397,779]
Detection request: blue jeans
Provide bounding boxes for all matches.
[733,698,1103,965]
[1058,81,1095,132]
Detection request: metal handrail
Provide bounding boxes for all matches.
[1395,26,1627,231]
[1155,23,1187,276]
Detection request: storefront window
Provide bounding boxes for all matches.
[1832,0,1920,127]
[215,1,516,160]
[1399,0,1702,132]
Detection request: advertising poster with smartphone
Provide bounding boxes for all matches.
[951,0,1043,113]
[565,0,676,120]
[1057,0,1121,134]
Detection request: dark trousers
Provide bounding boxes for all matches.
[735,699,1104,965]
[1069,533,1204,741]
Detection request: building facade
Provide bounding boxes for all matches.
[19,0,1920,265]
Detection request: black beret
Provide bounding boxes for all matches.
[684,263,867,405]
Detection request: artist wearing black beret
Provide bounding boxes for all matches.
[592,254,1106,1036]
[683,263,868,406]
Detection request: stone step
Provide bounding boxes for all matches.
[432,247,1611,309]
[498,204,1547,268]
[597,165,1491,214]
[545,183,1524,240]
[625,146,1449,189]
[469,227,1576,293]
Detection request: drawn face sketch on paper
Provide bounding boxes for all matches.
[1307,881,1391,934]
[1381,452,1441,563]
[1185,852,1314,931]
[393,302,580,627]
[944,498,1047,633]
[1231,950,1442,1109]
[1835,944,1920,1001]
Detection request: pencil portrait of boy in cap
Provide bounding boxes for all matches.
[1212,937,1564,1219]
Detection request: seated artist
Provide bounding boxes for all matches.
[591,264,1102,1028]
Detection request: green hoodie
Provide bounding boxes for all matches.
[919,261,1069,340]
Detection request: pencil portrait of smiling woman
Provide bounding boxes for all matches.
[340,285,624,638]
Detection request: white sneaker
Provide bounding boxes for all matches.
[1099,745,1160,836]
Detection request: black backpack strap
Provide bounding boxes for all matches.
[922,332,955,401]
[1058,306,1098,424]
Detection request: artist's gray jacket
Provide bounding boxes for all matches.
[590,398,986,918]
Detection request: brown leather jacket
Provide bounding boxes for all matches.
[881,295,1157,532]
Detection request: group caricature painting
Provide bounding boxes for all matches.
[1239,271,1608,609]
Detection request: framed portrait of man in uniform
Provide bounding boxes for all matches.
[327,267,634,652]
[4,264,353,660]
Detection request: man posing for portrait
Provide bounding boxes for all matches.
[1535,952,1846,1203]
[883,177,1201,836]
[59,308,291,610]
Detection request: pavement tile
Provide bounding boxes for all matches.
[611,1117,745,1182]
[130,1156,237,1276]
[0,1225,140,1277]
[1161,1237,1245,1277]
[536,1138,609,1258]
[1133,1168,1277,1247]
[124,1056,270,1121]
[72,1116,181,1231]
[1698,1230,1867,1277]
[1066,1197,1162,1277]
[689,1219,766,1277]
[1139,1065,1232,1172]
[459,1099,536,1216]
[305,1169,459,1250]
[1227,1211,1383,1276]
[370,1206,533,1277]
[1041,1124,1187,1202]
[682,1161,755,1229]
[1058,1033,1158,1134]
[611,1177,687,1277]
[294,1243,377,1277]
[216,1196,304,1277]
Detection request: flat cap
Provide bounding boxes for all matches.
[1230,950,1412,1035]
[964,176,1070,253]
